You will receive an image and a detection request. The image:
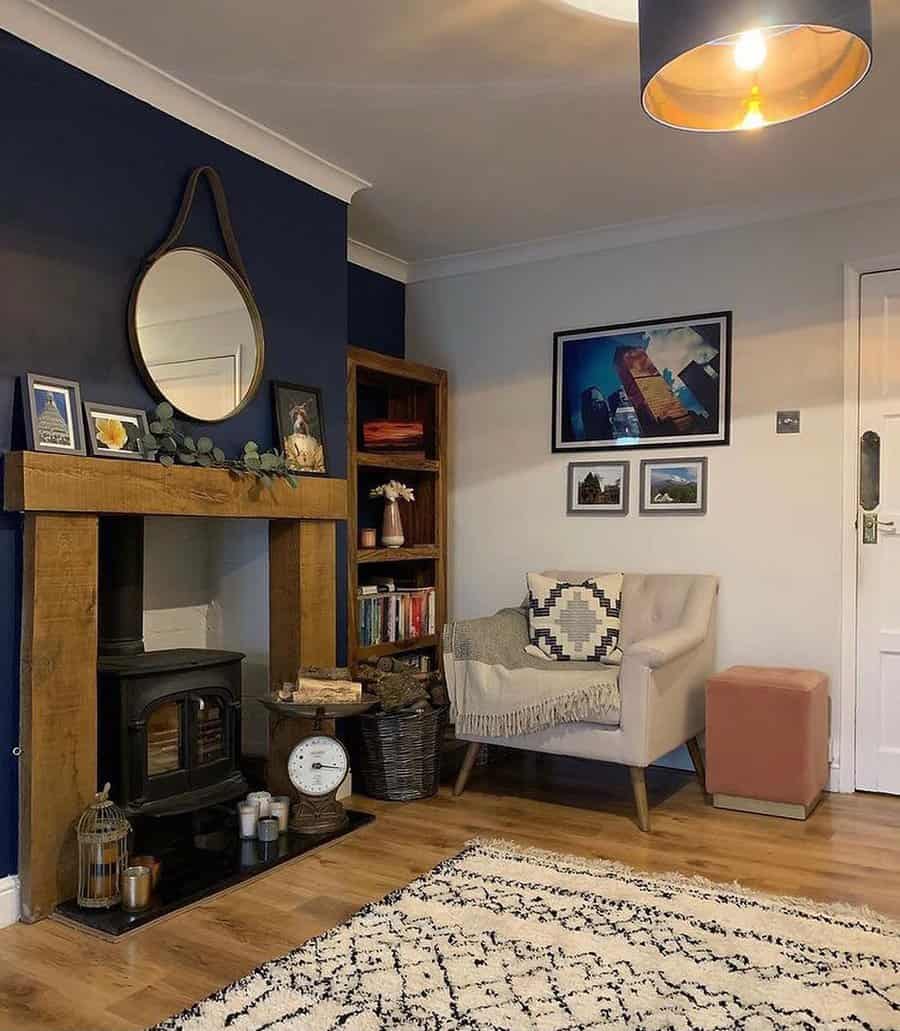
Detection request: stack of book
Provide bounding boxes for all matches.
[358,582,436,648]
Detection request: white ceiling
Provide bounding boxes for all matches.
[21,0,900,264]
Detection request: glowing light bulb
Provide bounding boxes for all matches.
[734,28,767,71]
[740,86,767,130]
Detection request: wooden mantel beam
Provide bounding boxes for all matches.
[3,452,347,521]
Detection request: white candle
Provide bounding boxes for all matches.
[270,799,289,833]
[246,791,272,819]
[238,802,257,839]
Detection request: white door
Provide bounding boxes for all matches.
[856,270,900,793]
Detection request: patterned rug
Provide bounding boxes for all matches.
[153,839,900,1030]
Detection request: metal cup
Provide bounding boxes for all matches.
[257,817,279,843]
[121,866,152,912]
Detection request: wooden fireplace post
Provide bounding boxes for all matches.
[269,519,337,680]
[19,513,99,922]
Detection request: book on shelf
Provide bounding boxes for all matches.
[357,586,436,648]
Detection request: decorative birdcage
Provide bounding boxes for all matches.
[76,783,131,909]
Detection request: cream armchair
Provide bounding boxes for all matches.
[450,573,719,831]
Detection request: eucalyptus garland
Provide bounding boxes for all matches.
[141,402,298,489]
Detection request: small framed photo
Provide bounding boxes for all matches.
[640,457,708,516]
[273,382,328,475]
[83,402,150,460]
[25,373,86,455]
[567,461,629,516]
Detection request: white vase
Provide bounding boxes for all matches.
[382,499,405,548]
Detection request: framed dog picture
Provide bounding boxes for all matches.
[553,311,731,453]
[83,402,150,460]
[24,373,86,455]
[272,382,328,475]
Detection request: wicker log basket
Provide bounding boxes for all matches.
[359,704,448,801]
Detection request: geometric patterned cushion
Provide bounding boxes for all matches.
[526,571,624,664]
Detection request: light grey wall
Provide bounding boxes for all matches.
[407,194,900,780]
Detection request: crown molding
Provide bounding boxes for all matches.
[2,0,371,203]
[347,239,409,284]
[407,184,900,283]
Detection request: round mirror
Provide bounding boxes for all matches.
[129,247,264,422]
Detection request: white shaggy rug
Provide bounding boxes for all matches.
[153,839,900,1030]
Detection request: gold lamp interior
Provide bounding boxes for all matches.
[643,24,872,132]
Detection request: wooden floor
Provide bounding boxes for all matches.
[2,754,900,1030]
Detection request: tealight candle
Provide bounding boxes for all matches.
[269,799,289,834]
[257,817,279,843]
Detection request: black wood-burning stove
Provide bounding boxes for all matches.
[97,517,248,817]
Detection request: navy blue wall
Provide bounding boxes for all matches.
[349,264,406,357]
[0,31,404,879]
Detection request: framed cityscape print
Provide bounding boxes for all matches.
[567,461,629,516]
[639,457,708,516]
[24,373,86,456]
[553,311,731,452]
[83,402,150,460]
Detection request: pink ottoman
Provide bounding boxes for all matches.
[706,666,829,820]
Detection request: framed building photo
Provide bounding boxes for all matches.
[639,457,708,516]
[553,311,731,453]
[567,461,629,516]
[83,402,150,460]
[273,381,328,475]
[25,373,86,455]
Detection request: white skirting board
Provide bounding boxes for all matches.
[0,876,21,928]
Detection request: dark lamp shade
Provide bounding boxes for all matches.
[639,0,872,132]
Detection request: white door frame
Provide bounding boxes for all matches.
[839,254,900,793]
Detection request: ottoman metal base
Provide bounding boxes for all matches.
[713,792,823,821]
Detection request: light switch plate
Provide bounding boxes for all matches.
[776,410,800,434]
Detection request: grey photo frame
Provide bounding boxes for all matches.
[639,456,708,516]
[25,373,86,456]
[567,461,630,516]
[83,402,151,460]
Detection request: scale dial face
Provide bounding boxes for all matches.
[287,735,348,797]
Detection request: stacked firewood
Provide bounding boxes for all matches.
[275,661,447,713]
[353,658,448,713]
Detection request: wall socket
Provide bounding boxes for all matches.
[776,410,800,434]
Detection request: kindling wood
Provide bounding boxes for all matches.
[4,452,347,921]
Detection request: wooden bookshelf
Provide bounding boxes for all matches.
[347,347,448,672]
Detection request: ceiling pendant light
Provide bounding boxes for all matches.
[639,1,873,132]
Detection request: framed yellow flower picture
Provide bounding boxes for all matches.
[82,402,151,460]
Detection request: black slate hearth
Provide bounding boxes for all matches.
[55,808,374,938]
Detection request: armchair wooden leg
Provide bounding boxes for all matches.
[628,766,651,833]
[454,742,481,797]
[686,736,707,794]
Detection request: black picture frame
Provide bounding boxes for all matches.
[82,402,151,460]
[567,461,630,516]
[272,381,328,476]
[552,311,732,453]
[24,373,86,456]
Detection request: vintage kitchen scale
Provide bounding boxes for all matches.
[260,697,376,834]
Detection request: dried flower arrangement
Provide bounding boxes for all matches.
[369,479,415,503]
